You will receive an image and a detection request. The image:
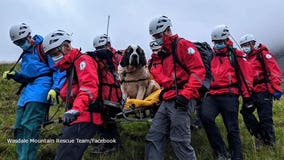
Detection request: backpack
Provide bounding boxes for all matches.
[172,38,214,97]
[86,49,122,119]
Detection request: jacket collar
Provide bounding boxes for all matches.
[163,34,179,53]
[55,48,82,71]
[251,43,269,56]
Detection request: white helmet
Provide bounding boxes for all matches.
[9,23,32,42]
[211,24,230,41]
[93,34,110,48]
[239,34,256,45]
[43,30,72,53]
[149,16,172,36]
[149,40,162,51]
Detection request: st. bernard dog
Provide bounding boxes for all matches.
[118,45,160,100]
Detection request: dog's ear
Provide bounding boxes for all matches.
[119,55,127,67]
[125,45,134,55]
[137,45,147,66]
[120,45,132,67]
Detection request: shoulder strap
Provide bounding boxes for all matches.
[256,51,270,90]
[37,44,48,65]
[228,47,252,97]
[65,65,75,111]
[64,53,83,111]
[172,38,190,74]
[171,38,185,96]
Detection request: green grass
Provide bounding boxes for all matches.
[0,63,283,160]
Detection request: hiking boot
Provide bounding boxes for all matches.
[215,155,229,160]
[191,119,202,130]
[255,138,264,150]
[92,143,118,154]
[263,139,276,148]
[214,152,230,160]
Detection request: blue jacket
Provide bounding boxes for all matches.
[12,35,66,107]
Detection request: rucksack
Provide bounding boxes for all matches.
[172,38,214,97]
[86,49,122,119]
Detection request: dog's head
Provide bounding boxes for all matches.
[120,45,146,68]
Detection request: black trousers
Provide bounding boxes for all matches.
[201,94,243,160]
[55,123,98,160]
[240,91,275,145]
[99,119,121,148]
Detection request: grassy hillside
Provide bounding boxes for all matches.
[0,63,283,160]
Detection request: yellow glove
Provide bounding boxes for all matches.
[47,89,58,103]
[2,71,15,80]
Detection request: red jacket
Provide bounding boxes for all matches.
[148,34,206,100]
[208,39,253,98]
[55,48,122,125]
[247,44,282,94]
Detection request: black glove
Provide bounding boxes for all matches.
[89,98,103,113]
[63,109,80,125]
[157,50,170,59]
[243,97,255,112]
[175,95,189,111]
[198,85,209,97]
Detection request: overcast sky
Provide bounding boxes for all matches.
[1,0,284,62]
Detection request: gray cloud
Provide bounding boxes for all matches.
[1,0,284,62]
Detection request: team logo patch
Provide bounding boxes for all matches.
[79,61,86,70]
[265,54,272,59]
[187,47,195,55]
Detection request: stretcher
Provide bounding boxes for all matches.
[112,89,161,121]
[43,90,161,127]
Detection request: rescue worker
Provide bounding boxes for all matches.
[149,40,205,131]
[91,34,122,154]
[145,16,206,160]
[200,25,253,160]
[2,23,65,160]
[43,30,122,160]
[239,34,282,148]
